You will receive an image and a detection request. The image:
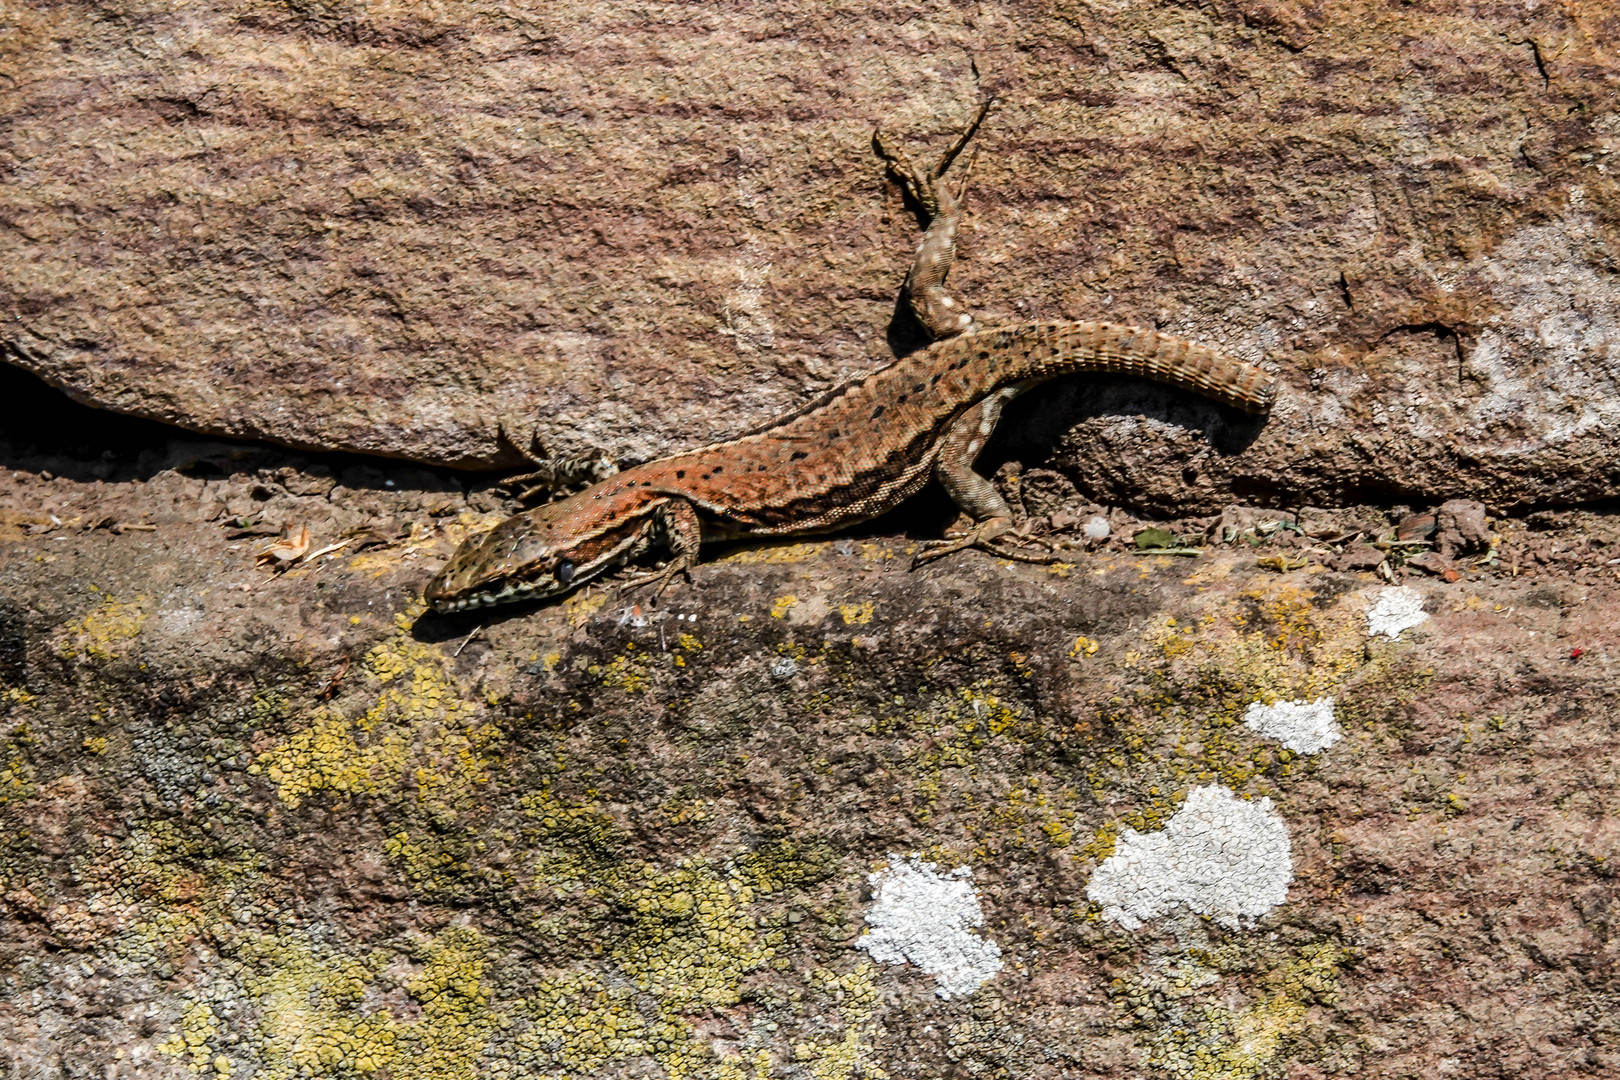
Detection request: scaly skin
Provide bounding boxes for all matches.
[426,322,1273,611]
[426,104,1276,613]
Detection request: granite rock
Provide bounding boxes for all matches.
[2,2,1617,512]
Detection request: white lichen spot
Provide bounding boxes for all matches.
[1243,697,1342,754]
[1367,586,1428,639]
[855,856,1003,999]
[1087,786,1292,931]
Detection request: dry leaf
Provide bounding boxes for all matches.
[256,525,311,567]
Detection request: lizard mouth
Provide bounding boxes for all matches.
[429,577,554,613]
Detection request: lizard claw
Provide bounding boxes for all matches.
[911,536,975,569]
[616,559,694,601]
[912,536,1062,569]
[978,541,1065,565]
[504,449,620,505]
[911,514,1058,568]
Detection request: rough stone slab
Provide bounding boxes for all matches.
[4,419,1620,1076]
[2,3,1618,507]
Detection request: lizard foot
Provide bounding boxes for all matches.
[616,559,694,601]
[912,516,1055,568]
[977,540,1065,565]
[505,448,620,504]
[874,95,995,223]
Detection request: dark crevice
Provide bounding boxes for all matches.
[1519,140,1543,174]
[0,360,490,497]
[1337,270,1354,311]
[1379,321,1469,382]
[1516,38,1551,90]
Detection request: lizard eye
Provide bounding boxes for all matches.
[555,560,575,583]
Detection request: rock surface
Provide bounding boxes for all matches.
[3,377,1620,1078]
[6,4,1620,1077]
[4,2,1620,509]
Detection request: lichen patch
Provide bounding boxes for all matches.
[855,856,1003,999]
[1366,586,1428,639]
[1242,697,1342,754]
[1087,785,1292,930]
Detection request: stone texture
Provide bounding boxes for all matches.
[4,385,1620,1078]
[6,3,1620,1076]
[3,2,1619,510]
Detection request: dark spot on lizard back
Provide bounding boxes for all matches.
[896,394,908,405]
[790,450,808,460]
[675,469,685,479]
[871,405,885,419]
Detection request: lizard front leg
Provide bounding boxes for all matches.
[914,385,1061,567]
[874,96,994,341]
[616,497,703,598]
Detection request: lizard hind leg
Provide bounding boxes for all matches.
[874,95,996,341]
[913,389,1063,569]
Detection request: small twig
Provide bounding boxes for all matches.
[300,538,352,564]
[454,626,483,657]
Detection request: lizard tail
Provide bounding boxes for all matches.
[942,321,1277,415]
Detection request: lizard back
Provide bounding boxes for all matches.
[620,320,1274,536]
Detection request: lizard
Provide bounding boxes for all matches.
[425,100,1276,614]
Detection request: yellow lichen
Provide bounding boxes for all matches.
[723,541,830,565]
[837,602,874,625]
[796,964,887,1080]
[256,710,409,808]
[589,648,653,694]
[255,613,502,820]
[562,590,608,625]
[1114,941,1347,1080]
[0,738,37,805]
[56,593,148,660]
[157,1000,221,1071]
[1094,575,1421,798]
[193,926,499,1080]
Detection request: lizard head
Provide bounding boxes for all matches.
[424,486,659,613]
